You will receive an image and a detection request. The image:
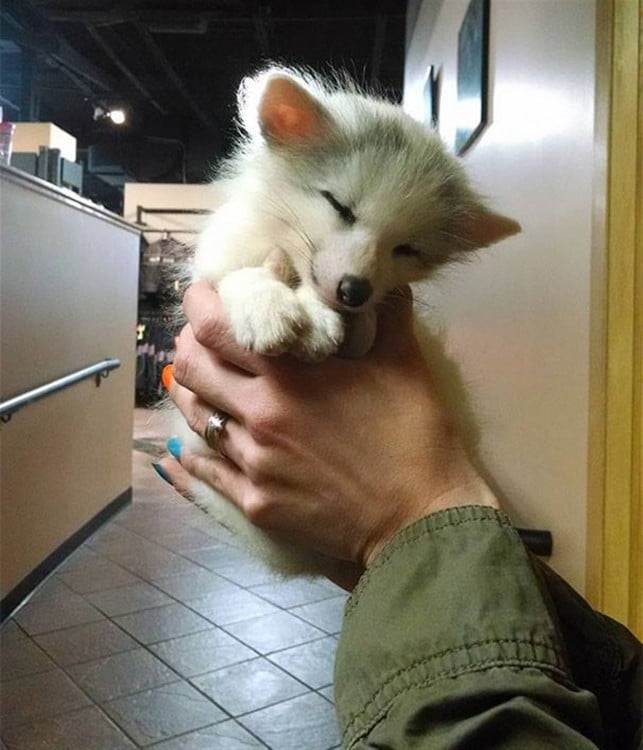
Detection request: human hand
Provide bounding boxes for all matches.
[159,281,499,571]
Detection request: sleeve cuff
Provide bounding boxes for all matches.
[334,506,572,748]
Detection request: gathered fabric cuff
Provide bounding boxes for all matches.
[334,506,571,749]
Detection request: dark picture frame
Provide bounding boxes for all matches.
[455,0,490,155]
[423,65,441,130]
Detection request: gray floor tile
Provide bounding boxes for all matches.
[115,547,204,582]
[0,705,136,749]
[87,582,174,617]
[113,602,213,644]
[289,595,347,634]
[184,518,237,546]
[34,620,138,667]
[13,592,104,636]
[57,559,141,594]
[0,620,26,645]
[66,648,178,703]
[150,628,255,678]
[0,669,92,729]
[215,561,279,588]
[103,681,226,746]
[27,576,75,603]
[182,544,252,571]
[0,637,56,681]
[318,685,335,703]
[115,516,198,545]
[0,410,347,749]
[223,611,325,654]
[151,719,267,749]
[239,692,340,750]
[317,578,349,595]
[184,547,278,587]
[152,527,224,553]
[55,545,101,573]
[86,525,144,557]
[112,507,176,534]
[153,569,240,603]
[251,579,335,609]
[188,588,279,626]
[193,657,308,716]
[268,636,337,689]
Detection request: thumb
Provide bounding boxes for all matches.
[372,286,415,355]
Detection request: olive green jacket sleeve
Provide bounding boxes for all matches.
[334,506,642,750]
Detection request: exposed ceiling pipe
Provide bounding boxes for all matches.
[45,10,404,26]
[0,92,20,112]
[147,19,208,35]
[46,38,116,92]
[47,55,96,99]
[131,21,219,135]
[86,25,168,115]
[1,0,116,93]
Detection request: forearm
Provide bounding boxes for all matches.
[334,506,604,749]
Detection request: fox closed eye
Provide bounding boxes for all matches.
[320,190,356,225]
[393,244,421,258]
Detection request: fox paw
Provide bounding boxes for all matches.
[291,287,344,361]
[218,269,307,355]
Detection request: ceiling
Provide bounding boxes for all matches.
[0,1,406,210]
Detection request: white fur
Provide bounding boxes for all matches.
[173,66,519,578]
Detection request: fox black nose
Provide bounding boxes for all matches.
[336,275,372,308]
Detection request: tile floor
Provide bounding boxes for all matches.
[1,408,346,749]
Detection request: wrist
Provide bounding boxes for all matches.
[423,477,500,515]
[363,477,500,567]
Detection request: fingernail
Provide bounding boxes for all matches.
[151,462,173,486]
[167,437,182,460]
[161,364,174,390]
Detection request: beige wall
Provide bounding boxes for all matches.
[0,168,140,601]
[406,0,595,591]
[123,182,224,245]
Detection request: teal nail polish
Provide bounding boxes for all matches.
[167,437,182,461]
[151,463,173,486]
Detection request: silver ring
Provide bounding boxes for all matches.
[204,410,229,453]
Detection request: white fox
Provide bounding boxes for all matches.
[175,67,520,577]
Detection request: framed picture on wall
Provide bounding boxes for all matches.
[455,0,490,155]
[423,65,441,130]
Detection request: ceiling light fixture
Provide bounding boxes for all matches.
[108,108,126,125]
[93,105,128,126]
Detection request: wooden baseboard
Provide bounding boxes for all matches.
[0,487,132,622]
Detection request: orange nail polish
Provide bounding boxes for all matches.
[161,364,174,390]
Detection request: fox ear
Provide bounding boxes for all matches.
[258,75,329,147]
[458,209,521,249]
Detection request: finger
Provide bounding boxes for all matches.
[172,324,256,419]
[169,380,258,471]
[156,457,196,498]
[178,446,252,515]
[183,281,267,375]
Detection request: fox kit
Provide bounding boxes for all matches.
[177,67,520,577]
